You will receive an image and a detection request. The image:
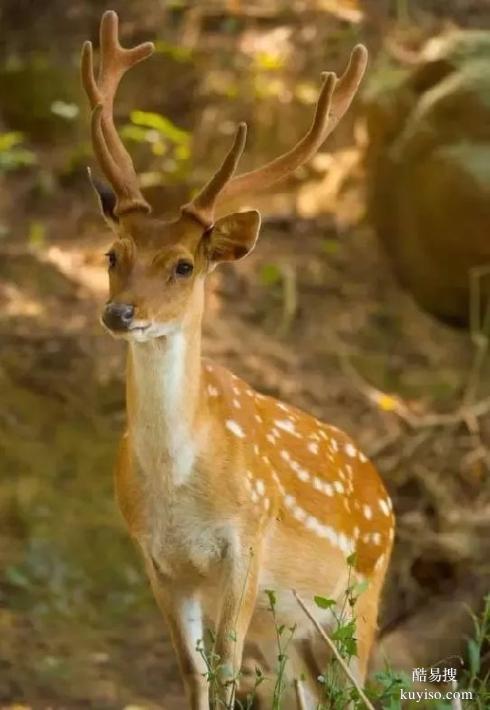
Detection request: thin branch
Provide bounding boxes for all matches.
[293,591,376,710]
[340,352,490,430]
[450,680,463,710]
[294,678,308,710]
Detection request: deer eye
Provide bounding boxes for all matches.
[105,250,117,269]
[175,259,194,278]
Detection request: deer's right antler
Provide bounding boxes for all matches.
[182,44,367,227]
[219,44,368,203]
[81,11,154,217]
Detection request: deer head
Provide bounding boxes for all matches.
[82,11,367,341]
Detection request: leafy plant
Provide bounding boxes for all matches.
[121,109,190,182]
[265,589,297,709]
[0,131,36,173]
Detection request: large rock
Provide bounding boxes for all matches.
[364,32,490,325]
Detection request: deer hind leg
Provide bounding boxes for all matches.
[289,580,384,706]
[246,637,319,710]
[349,576,384,685]
[147,562,209,710]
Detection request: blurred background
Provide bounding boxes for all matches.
[0,0,489,707]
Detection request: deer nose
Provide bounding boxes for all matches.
[102,302,135,331]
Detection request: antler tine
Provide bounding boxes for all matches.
[81,11,154,216]
[218,44,368,203]
[182,123,248,226]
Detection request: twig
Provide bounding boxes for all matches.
[340,352,490,430]
[294,678,308,710]
[293,591,375,710]
[279,263,298,336]
[450,680,463,710]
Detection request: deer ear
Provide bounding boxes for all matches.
[87,168,119,228]
[206,210,261,263]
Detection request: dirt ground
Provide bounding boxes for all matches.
[0,2,489,708]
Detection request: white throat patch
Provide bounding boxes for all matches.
[130,331,196,486]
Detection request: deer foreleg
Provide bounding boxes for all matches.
[213,544,260,708]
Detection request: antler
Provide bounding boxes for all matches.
[181,122,248,226]
[220,44,368,202]
[81,11,154,217]
[183,44,367,226]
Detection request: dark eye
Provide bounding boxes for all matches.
[105,250,117,269]
[175,259,194,277]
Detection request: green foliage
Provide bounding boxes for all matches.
[260,263,283,287]
[154,39,194,63]
[315,557,364,709]
[0,131,36,173]
[265,588,297,709]
[366,666,411,709]
[121,109,191,182]
[462,595,490,708]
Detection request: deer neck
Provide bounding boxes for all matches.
[126,290,204,488]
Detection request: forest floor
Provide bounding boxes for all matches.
[0,2,489,708]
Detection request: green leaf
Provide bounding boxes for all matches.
[259,263,282,287]
[4,565,31,589]
[350,579,369,598]
[314,596,336,609]
[322,238,340,255]
[129,110,190,145]
[265,589,276,608]
[331,620,356,641]
[346,552,357,567]
[467,638,481,678]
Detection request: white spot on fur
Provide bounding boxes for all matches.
[226,420,245,438]
[305,515,320,533]
[256,479,265,496]
[379,499,390,516]
[307,441,319,455]
[233,398,241,409]
[363,504,373,520]
[293,506,307,522]
[275,419,300,438]
[345,442,357,458]
[207,384,219,397]
[333,481,344,494]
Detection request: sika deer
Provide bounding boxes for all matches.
[81,12,394,709]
